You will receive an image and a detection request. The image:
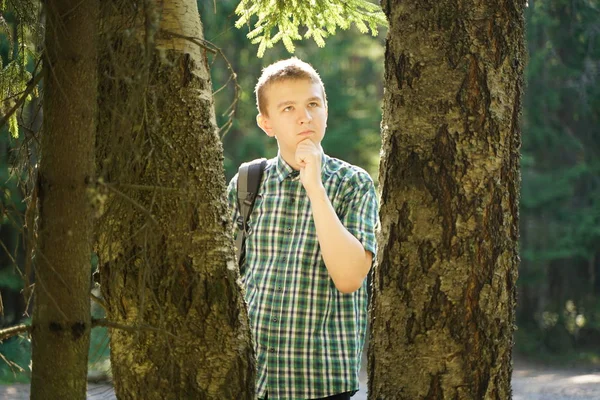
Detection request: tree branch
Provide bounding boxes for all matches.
[93,318,178,338]
[0,324,29,342]
[0,317,178,342]
[158,29,217,54]
[0,72,43,131]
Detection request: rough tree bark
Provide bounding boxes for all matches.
[96,1,254,399]
[369,0,525,399]
[30,0,98,398]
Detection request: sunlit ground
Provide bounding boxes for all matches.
[1,363,600,400]
[512,365,600,400]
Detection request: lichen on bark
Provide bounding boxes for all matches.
[96,1,255,398]
[370,0,525,399]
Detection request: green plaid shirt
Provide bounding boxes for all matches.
[228,153,378,400]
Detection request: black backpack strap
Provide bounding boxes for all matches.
[235,158,267,266]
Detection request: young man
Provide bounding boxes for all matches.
[228,58,378,400]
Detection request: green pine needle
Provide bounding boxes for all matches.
[235,0,388,57]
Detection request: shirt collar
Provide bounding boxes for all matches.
[275,153,299,182]
[275,152,330,182]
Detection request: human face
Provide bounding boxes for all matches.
[257,79,327,168]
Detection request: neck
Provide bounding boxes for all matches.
[280,152,302,171]
[279,147,324,171]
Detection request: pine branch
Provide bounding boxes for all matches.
[0,72,42,132]
[235,0,388,57]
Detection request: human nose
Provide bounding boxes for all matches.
[298,107,313,124]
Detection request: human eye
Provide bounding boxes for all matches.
[282,105,293,112]
[308,101,319,108]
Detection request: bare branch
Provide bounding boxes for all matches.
[0,317,179,342]
[158,29,217,54]
[98,180,159,226]
[92,318,178,339]
[111,183,182,192]
[0,324,29,342]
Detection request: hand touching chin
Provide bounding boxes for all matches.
[295,139,324,196]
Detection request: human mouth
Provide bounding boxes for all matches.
[298,130,314,136]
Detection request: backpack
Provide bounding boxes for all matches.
[235,158,267,267]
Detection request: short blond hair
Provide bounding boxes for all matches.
[255,57,327,116]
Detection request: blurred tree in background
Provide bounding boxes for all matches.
[0,2,37,383]
[0,0,598,385]
[517,0,600,360]
[0,0,386,386]
[199,0,386,181]
[204,0,600,365]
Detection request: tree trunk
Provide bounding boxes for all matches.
[369,0,525,399]
[96,1,254,399]
[30,0,98,398]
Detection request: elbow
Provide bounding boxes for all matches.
[334,278,363,294]
[331,256,372,294]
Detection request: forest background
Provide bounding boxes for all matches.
[0,0,599,383]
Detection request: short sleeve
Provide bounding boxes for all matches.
[341,173,379,256]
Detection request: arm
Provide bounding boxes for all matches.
[308,186,373,293]
[296,139,375,293]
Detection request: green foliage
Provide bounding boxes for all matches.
[0,1,37,385]
[0,0,40,138]
[517,0,600,361]
[0,334,31,383]
[521,0,600,267]
[235,0,387,57]
[0,59,33,137]
[515,326,600,366]
[200,0,385,182]
[0,268,21,290]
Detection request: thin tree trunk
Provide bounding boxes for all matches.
[30,0,98,398]
[96,1,254,399]
[369,0,525,398]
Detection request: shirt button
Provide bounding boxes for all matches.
[272,318,278,322]
[278,286,283,292]
[286,226,292,232]
[269,347,275,353]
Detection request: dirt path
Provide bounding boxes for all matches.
[1,361,599,399]
[511,361,600,400]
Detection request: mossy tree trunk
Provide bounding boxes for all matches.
[369,0,525,398]
[30,0,98,398]
[96,1,254,399]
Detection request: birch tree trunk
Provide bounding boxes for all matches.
[96,1,254,399]
[369,0,525,398]
[30,0,98,398]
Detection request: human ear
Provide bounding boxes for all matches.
[257,114,275,137]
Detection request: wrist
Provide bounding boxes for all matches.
[306,183,327,201]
